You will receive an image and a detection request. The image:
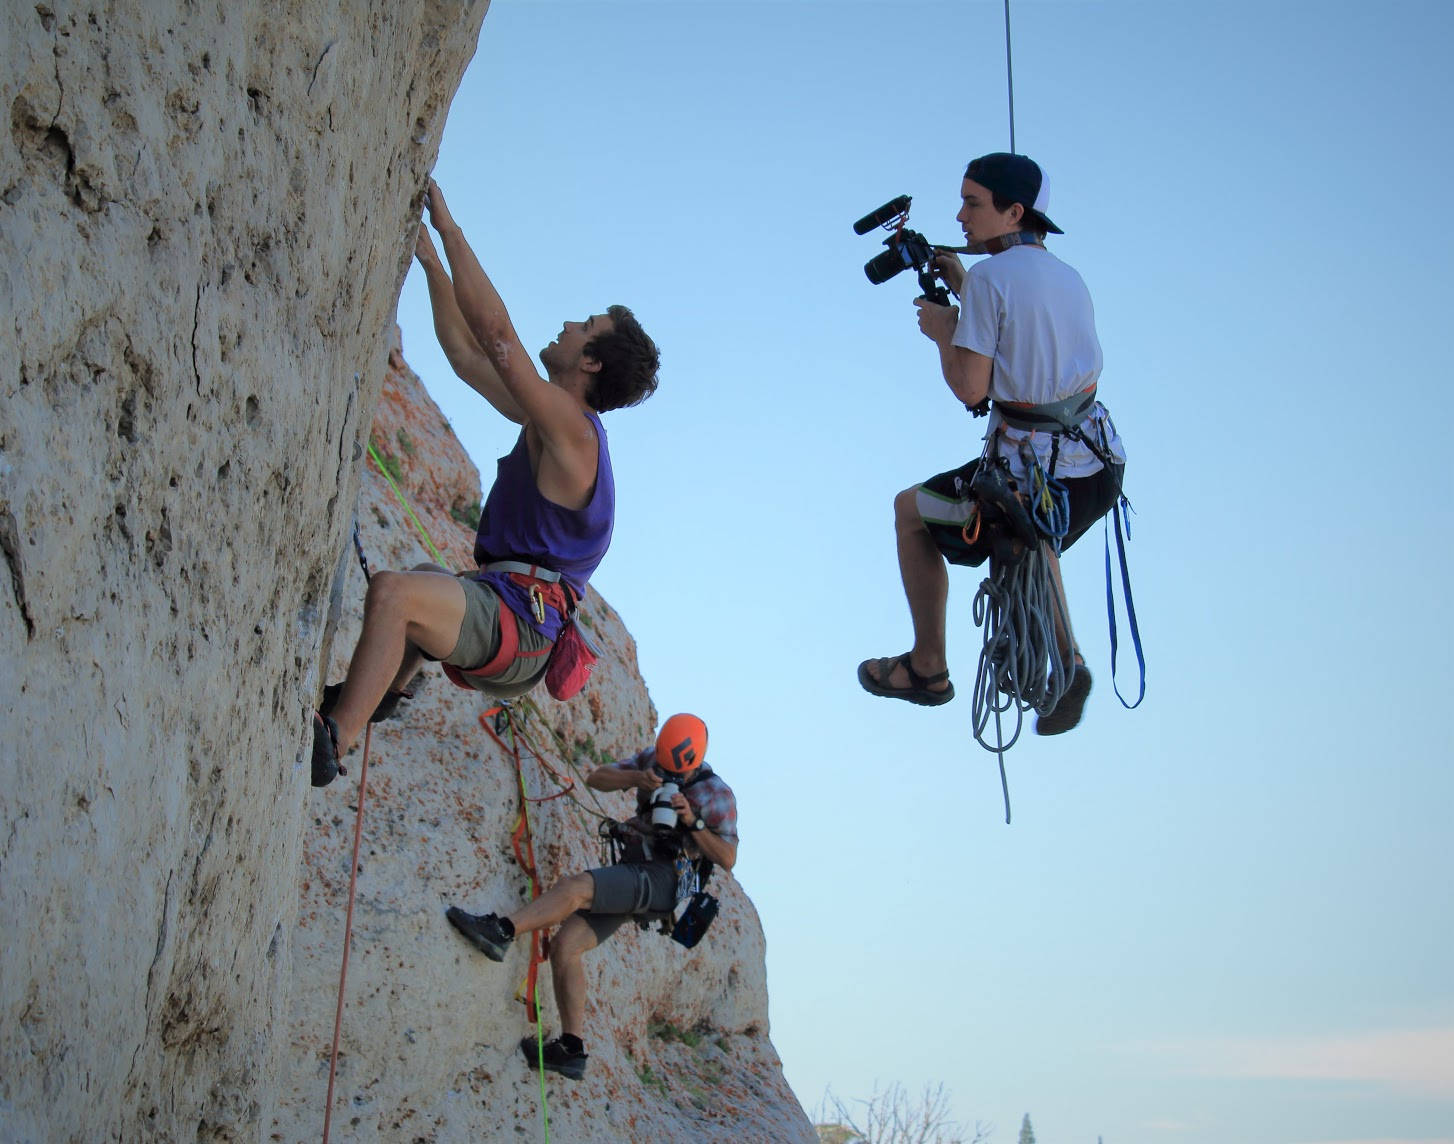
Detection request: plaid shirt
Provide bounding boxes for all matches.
[607,747,739,846]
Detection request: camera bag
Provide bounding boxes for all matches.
[669,858,719,948]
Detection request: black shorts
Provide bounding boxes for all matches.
[577,861,678,945]
[916,459,1124,567]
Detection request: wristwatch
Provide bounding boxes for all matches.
[691,817,706,832]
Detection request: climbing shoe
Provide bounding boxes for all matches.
[320,681,414,724]
[519,1035,588,1080]
[311,711,341,787]
[445,908,513,962]
[1035,663,1093,736]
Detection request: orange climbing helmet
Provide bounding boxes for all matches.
[655,713,708,775]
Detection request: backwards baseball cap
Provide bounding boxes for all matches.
[964,152,1064,235]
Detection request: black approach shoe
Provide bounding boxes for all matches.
[445,908,513,962]
[320,682,414,724]
[311,711,341,787]
[1035,663,1093,736]
[519,1035,588,1080]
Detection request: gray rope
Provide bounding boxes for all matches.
[970,541,1075,823]
[1004,0,1016,153]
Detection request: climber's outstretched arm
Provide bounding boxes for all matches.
[413,224,526,424]
[424,180,581,440]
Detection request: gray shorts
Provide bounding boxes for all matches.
[578,862,677,945]
[445,574,552,698]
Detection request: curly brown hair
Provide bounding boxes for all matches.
[584,304,660,412]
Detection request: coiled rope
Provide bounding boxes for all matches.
[969,544,1075,824]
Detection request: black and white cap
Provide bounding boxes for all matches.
[964,152,1064,235]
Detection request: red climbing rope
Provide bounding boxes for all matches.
[478,708,550,1022]
[322,723,372,1144]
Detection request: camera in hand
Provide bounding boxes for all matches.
[853,195,952,305]
[854,196,988,416]
[649,782,680,834]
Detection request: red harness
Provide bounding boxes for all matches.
[442,569,572,690]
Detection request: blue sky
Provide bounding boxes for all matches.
[394,2,1454,1141]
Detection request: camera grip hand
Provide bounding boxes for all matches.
[915,296,959,344]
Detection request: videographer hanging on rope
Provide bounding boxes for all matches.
[858,153,1125,735]
[445,714,738,1081]
[310,180,660,786]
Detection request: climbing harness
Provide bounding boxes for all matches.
[362,439,600,702]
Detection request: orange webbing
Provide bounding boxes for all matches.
[479,708,548,1022]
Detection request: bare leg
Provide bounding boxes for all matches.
[1041,542,1079,664]
[506,871,595,936]
[869,486,951,690]
[330,569,467,753]
[381,563,452,694]
[547,915,599,1040]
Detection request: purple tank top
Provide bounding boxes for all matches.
[471,411,614,641]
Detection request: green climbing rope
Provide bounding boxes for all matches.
[365,439,448,566]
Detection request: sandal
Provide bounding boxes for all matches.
[857,653,955,707]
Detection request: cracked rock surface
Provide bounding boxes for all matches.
[1,3,485,1140]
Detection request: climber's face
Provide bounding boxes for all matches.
[540,313,612,378]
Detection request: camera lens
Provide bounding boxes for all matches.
[864,246,911,285]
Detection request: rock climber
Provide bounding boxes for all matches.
[311,180,660,785]
[445,713,738,1080]
[858,152,1126,735]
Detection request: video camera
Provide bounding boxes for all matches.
[853,195,954,305]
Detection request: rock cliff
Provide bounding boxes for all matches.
[0,3,812,1141]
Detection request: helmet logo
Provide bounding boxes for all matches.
[670,738,697,771]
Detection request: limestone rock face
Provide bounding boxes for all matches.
[0,3,486,1141]
[270,352,814,1144]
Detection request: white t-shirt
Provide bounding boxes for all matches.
[952,245,1124,480]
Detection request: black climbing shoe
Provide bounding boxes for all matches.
[311,711,342,787]
[320,682,414,724]
[445,908,513,962]
[519,1035,588,1080]
[1035,663,1093,736]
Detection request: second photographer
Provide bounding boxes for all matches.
[444,713,738,1081]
